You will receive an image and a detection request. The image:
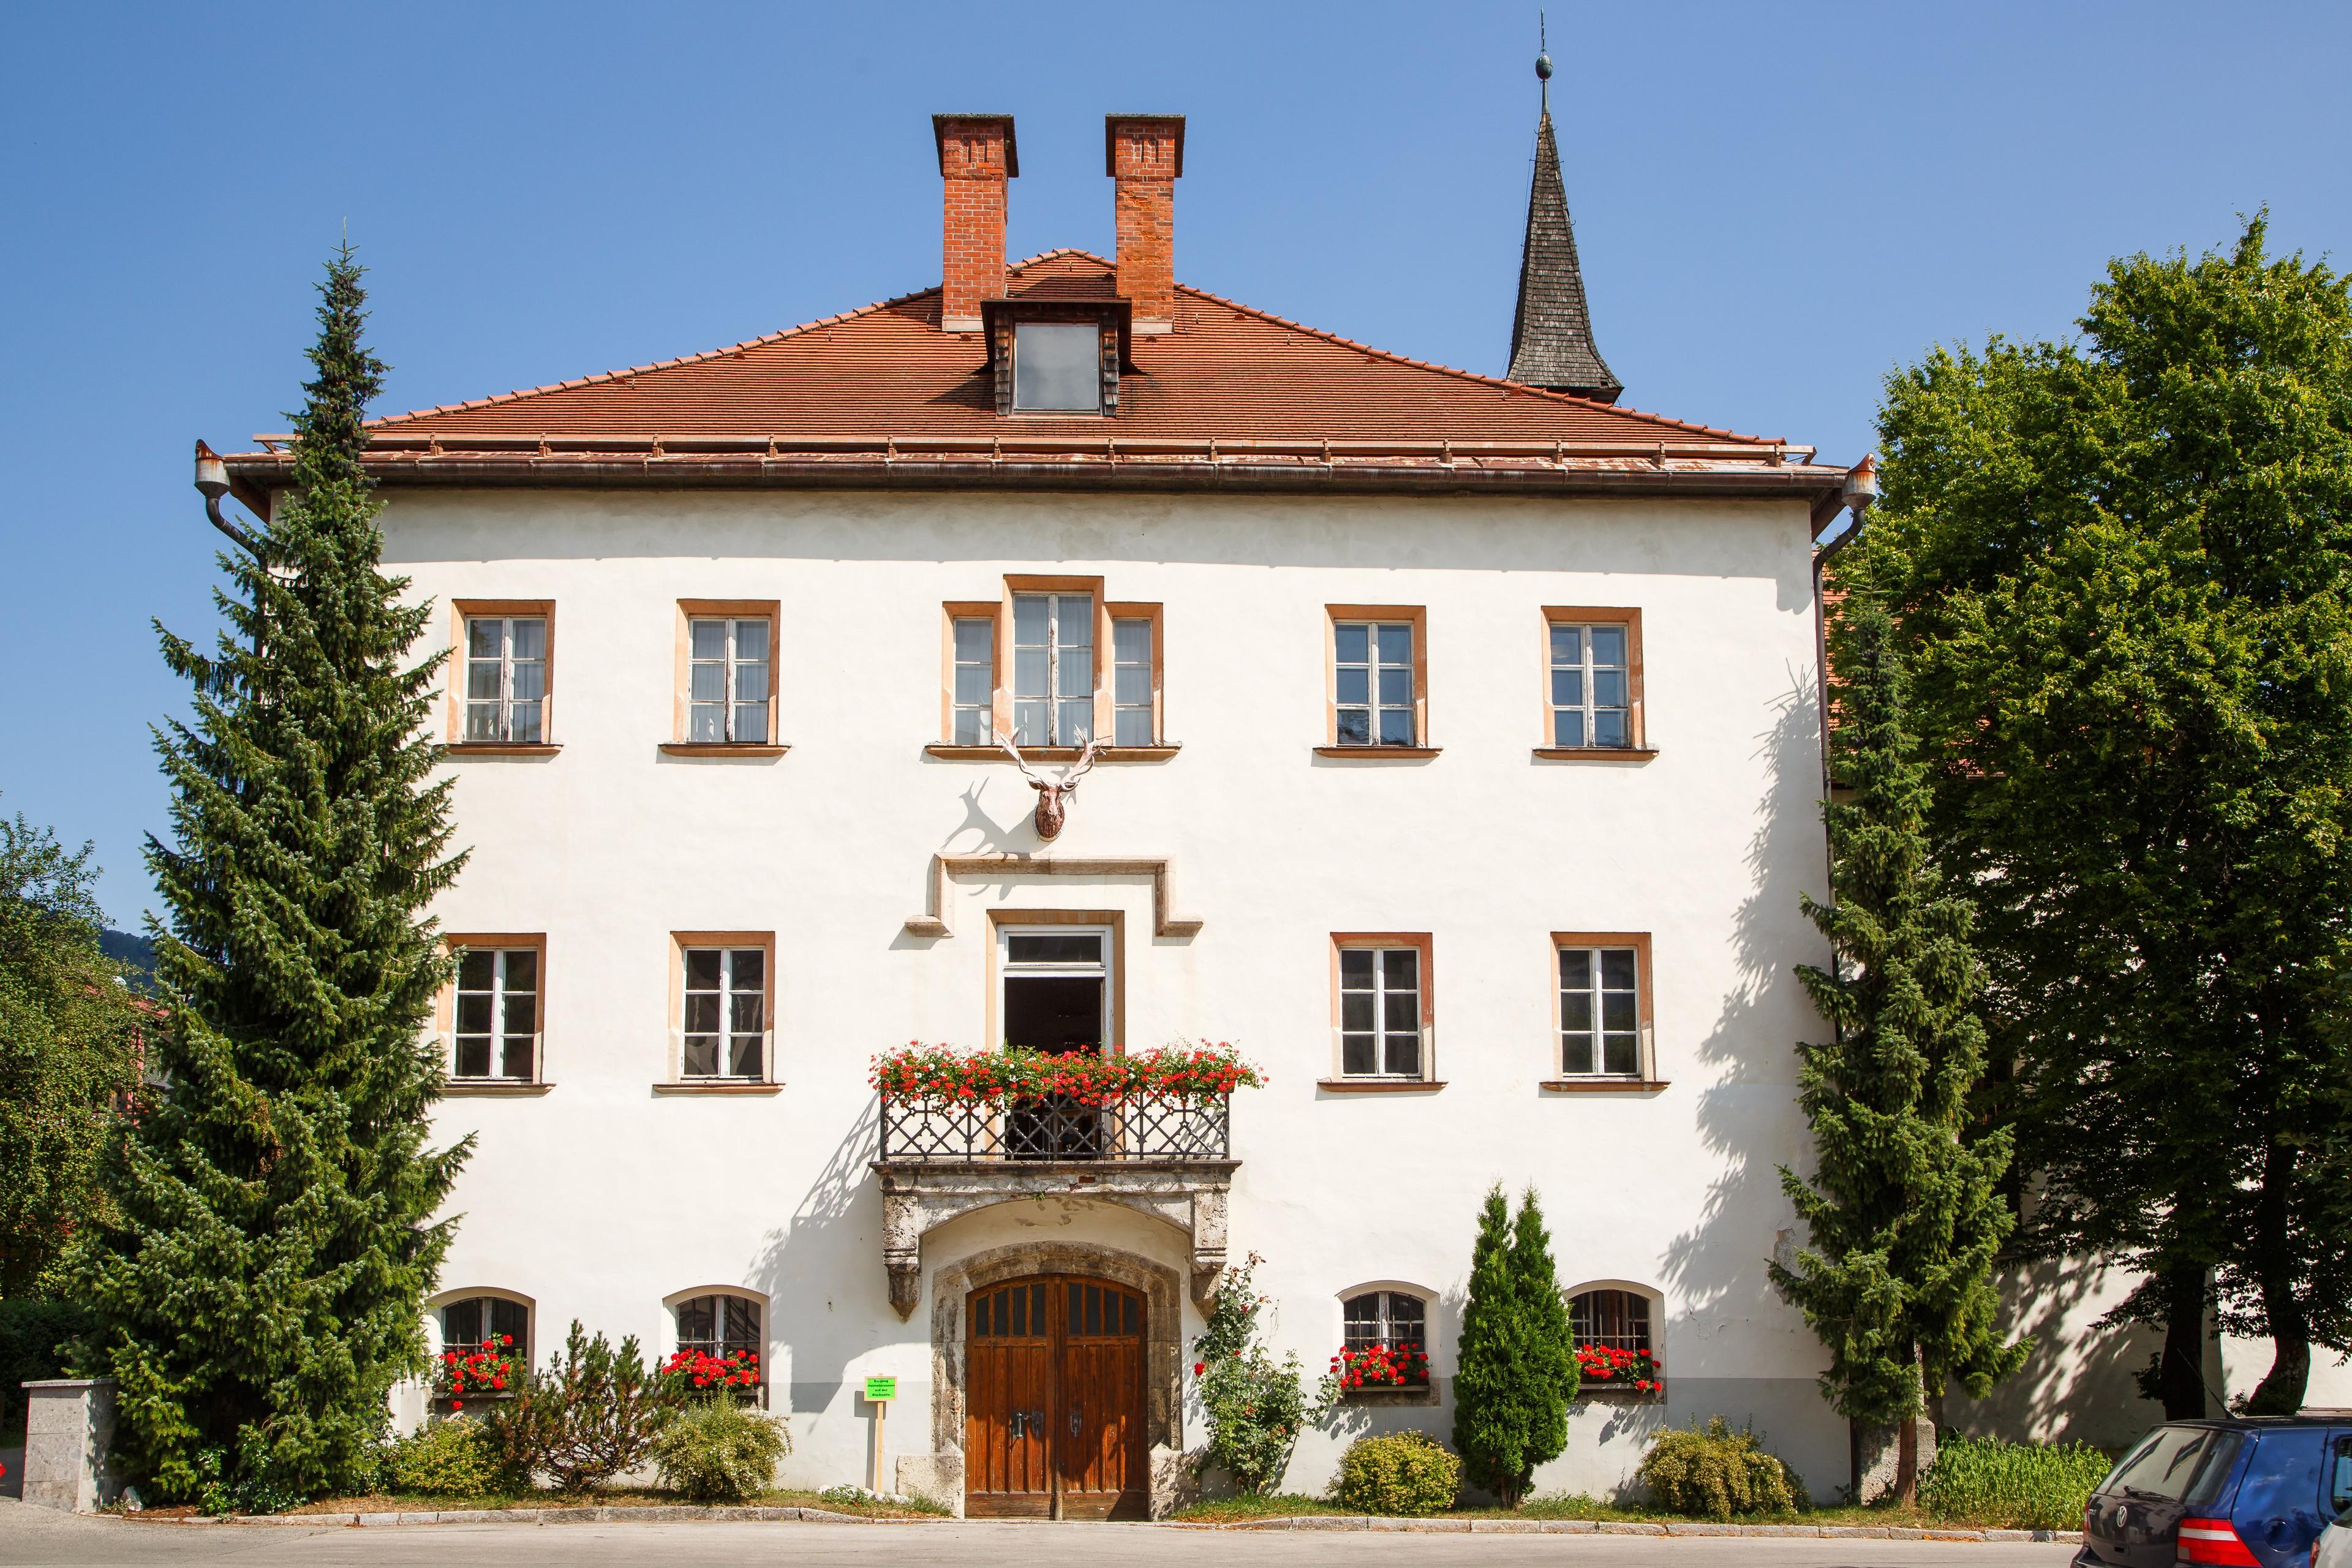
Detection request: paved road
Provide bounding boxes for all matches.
[0,1502,2083,1568]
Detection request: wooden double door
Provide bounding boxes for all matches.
[963,1275,1148,1520]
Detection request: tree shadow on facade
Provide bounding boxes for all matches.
[750,1093,884,1411]
[1942,1254,2169,1450]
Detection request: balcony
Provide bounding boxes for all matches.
[873,1088,1238,1319]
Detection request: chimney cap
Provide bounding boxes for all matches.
[1104,114,1186,178]
[932,114,1019,178]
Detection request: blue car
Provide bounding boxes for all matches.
[2076,1416,2352,1567]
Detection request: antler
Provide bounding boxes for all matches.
[1060,735,1106,790]
[991,728,1049,789]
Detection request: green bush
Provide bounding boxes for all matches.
[483,1321,681,1493]
[651,1399,790,1503]
[1919,1433,2113,1530]
[386,1417,513,1498]
[1637,1418,1807,1520]
[1331,1431,1462,1517]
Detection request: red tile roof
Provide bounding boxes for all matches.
[363,252,1777,450]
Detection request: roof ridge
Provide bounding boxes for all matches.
[1007,247,1112,270]
[364,281,948,429]
[1169,279,1779,446]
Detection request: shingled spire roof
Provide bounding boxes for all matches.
[1505,96,1623,404]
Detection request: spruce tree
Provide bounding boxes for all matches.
[1453,1185,1534,1506]
[77,247,469,1507]
[1508,1187,1576,1487]
[1772,596,2024,1504]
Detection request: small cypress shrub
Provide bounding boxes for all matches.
[651,1398,790,1502]
[483,1322,680,1493]
[386,1417,512,1498]
[1331,1431,1461,1517]
[1637,1418,1806,1520]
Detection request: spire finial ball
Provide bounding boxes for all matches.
[1535,51,1553,80]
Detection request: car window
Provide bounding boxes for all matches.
[2331,1437,2351,1517]
[2105,1425,2234,1502]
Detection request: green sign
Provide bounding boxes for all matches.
[864,1376,897,1403]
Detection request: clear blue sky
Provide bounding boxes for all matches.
[2,1,2345,926]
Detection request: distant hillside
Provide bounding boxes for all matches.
[99,928,157,983]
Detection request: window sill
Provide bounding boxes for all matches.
[1575,1384,1665,1404]
[1341,1382,1441,1407]
[1533,747,1657,762]
[923,744,1180,761]
[651,1080,784,1096]
[1541,1079,1671,1094]
[1318,1078,1446,1093]
[658,743,790,758]
[442,1082,554,1098]
[1313,745,1442,760]
[443,743,562,758]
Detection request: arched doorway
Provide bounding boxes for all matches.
[963,1274,1148,1519]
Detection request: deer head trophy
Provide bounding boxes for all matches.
[994,730,1104,841]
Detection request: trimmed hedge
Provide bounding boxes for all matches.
[1332,1431,1462,1517]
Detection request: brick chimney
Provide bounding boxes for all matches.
[933,114,1017,333]
[1106,115,1184,333]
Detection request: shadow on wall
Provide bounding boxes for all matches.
[750,1092,884,1415]
[1655,675,1845,1496]
[1942,1255,2168,1452]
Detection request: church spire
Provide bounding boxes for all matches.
[1506,29,1623,404]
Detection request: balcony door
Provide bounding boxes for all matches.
[1000,925,1110,1159]
[964,1275,1147,1520]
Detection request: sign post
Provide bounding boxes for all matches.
[862,1375,897,1493]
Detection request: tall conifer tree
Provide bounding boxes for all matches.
[1773,597,2024,1502]
[1508,1187,1576,1486]
[1454,1185,1577,1507]
[78,247,469,1506]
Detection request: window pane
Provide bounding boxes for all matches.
[1550,624,1581,662]
[689,704,723,742]
[510,662,545,703]
[953,707,989,745]
[1114,619,1151,661]
[730,948,764,991]
[443,1299,482,1347]
[682,1036,720,1076]
[503,950,537,990]
[729,991,764,1035]
[1602,992,1638,1031]
[1594,670,1628,709]
[1382,991,1418,1032]
[954,665,992,706]
[1561,992,1594,1032]
[1591,625,1626,666]
[1007,933,1102,965]
[508,702,543,744]
[724,1295,761,1349]
[1014,322,1101,412]
[458,949,495,989]
[467,620,503,658]
[454,1036,490,1077]
[690,663,726,703]
[1384,1031,1421,1077]
[1012,701,1049,745]
[1340,992,1374,1031]
[686,949,722,989]
[502,993,534,1036]
[1115,708,1153,745]
[1378,708,1415,745]
[1013,648,1049,699]
[734,702,768,743]
[1335,709,1371,744]
[690,620,726,659]
[510,620,546,660]
[735,660,769,703]
[1551,668,1583,706]
[1335,668,1370,706]
[677,1295,715,1345]
[729,1032,763,1078]
[1562,1031,1596,1076]
[467,661,503,699]
[1341,1033,1376,1074]
[1382,949,1419,989]
[1603,1033,1640,1075]
[734,620,769,661]
[956,618,994,662]
[1376,624,1412,664]
[1338,949,1374,986]
[1333,624,1368,664]
[1057,701,1093,744]
[1594,710,1629,747]
[456,994,492,1035]
[1013,595,1049,646]
[685,995,720,1034]
[1601,949,1638,990]
[1559,949,1591,988]
[1055,597,1093,650]
[1554,710,1586,747]
[1389,1294,1426,1343]
[499,1031,533,1080]
[1378,667,1413,706]
[1114,664,1152,706]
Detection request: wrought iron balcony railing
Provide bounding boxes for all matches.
[877,1091,1232,1163]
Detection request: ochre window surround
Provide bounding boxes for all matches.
[665,599,785,756]
[1537,607,1653,760]
[927,576,1176,760]
[1321,932,1441,1091]
[657,930,782,1095]
[1544,930,1666,1092]
[448,600,559,755]
[1319,605,1435,758]
[436,933,551,1096]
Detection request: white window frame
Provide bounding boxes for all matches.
[452,946,538,1082]
[1338,944,1424,1079]
[951,616,995,745]
[997,923,1113,1049]
[1110,616,1155,746]
[1559,944,1643,1079]
[1011,592,1095,747]
[687,616,771,744]
[1334,621,1415,746]
[680,946,768,1080]
[1548,622,1632,749]
[464,616,547,743]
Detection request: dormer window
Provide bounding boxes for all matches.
[1014,322,1102,412]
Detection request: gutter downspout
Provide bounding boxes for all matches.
[1812,453,1879,831]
